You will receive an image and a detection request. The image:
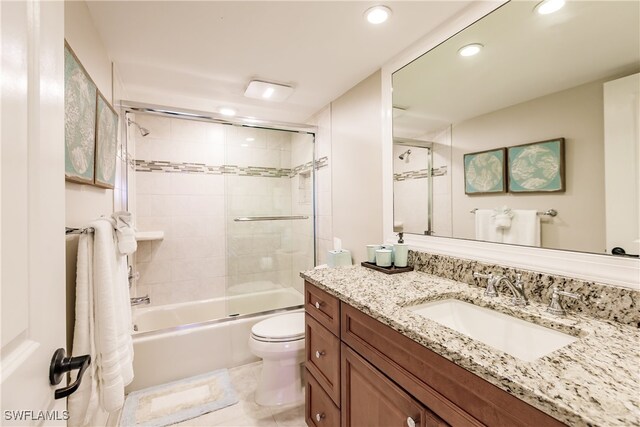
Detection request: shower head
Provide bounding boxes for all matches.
[398,149,411,160]
[127,118,150,137]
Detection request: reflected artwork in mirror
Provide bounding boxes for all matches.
[392,1,640,257]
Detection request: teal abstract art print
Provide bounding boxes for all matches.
[508,138,565,193]
[95,92,119,189]
[464,148,506,195]
[64,42,97,184]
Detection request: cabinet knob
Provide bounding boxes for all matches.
[315,301,323,309]
[315,412,325,422]
[406,416,416,427]
[315,350,325,359]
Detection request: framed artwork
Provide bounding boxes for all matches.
[464,148,507,195]
[508,138,565,193]
[64,41,97,184]
[94,91,119,189]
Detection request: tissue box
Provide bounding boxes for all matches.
[327,250,352,267]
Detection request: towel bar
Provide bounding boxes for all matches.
[65,227,95,235]
[234,215,309,222]
[470,208,557,217]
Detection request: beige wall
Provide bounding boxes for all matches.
[451,79,606,253]
[330,71,383,263]
[64,1,128,364]
[64,0,114,226]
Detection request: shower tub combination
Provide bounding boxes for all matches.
[125,106,317,393]
[126,287,303,392]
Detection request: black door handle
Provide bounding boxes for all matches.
[612,247,640,258]
[49,348,91,399]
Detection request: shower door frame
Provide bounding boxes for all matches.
[393,138,434,236]
[120,101,319,300]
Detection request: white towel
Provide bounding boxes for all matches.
[503,210,541,247]
[112,211,137,255]
[69,219,134,426]
[68,233,99,427]
[475,209,503,243]
[492,206,514,229]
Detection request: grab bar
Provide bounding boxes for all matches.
[234,215,309,222]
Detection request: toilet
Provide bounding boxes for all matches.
[249,312,305,406]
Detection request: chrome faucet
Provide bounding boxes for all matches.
[473,272,528,306]
[130,295,150,306]
[494,274,528,306]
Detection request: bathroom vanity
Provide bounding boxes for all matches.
[302,266,640,427]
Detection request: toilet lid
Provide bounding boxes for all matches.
[251,312,304,342]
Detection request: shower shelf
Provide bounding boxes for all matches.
[135,231,165,241]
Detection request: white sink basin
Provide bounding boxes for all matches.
[408,299,577,362]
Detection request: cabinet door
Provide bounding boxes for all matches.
[342,344,447,427]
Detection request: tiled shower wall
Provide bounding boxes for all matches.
[132,114,317,306]
[226,127,313,295]
[133,115,227,305]
[393,145,430,235]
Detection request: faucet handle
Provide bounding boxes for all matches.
[473,272,493,279]
[547,287,581,316]
[473,272,498,297]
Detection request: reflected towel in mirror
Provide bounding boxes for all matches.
[475,209,503,243]
[503,210,540,247]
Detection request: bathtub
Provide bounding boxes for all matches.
[126,287,303,392]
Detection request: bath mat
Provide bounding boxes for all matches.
[120,369,238,426]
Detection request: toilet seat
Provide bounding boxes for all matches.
[250,312,304,343]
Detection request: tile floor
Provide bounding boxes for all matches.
[172,362,306,427]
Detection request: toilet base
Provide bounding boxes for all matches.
[255,359,304,406]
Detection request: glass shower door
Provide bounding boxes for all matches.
[224,125,314,316]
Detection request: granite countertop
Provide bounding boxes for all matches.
[301,266,640,427]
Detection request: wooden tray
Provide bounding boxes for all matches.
[361,261,413,274]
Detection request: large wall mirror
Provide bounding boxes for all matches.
[392,1,639,257]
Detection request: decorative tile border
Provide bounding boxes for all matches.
[394,166,447,181]
[408,249,640,327]
[135,156,328,179]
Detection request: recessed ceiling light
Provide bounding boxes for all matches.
[535,0,565,15]
[246,137,255,142]
[219,107,236,117]
[364,5,392,25]
[244,80,294,102]
[458,43,483,57]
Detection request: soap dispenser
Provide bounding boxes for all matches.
[393,233,408,267]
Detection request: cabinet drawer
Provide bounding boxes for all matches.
[305,281,340,336]
[306,368,340,427]
[306,314,341,406]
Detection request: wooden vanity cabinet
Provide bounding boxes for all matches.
[304,281,565,427]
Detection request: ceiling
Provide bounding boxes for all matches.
[85,1,473,124]
[392,1,640,137]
